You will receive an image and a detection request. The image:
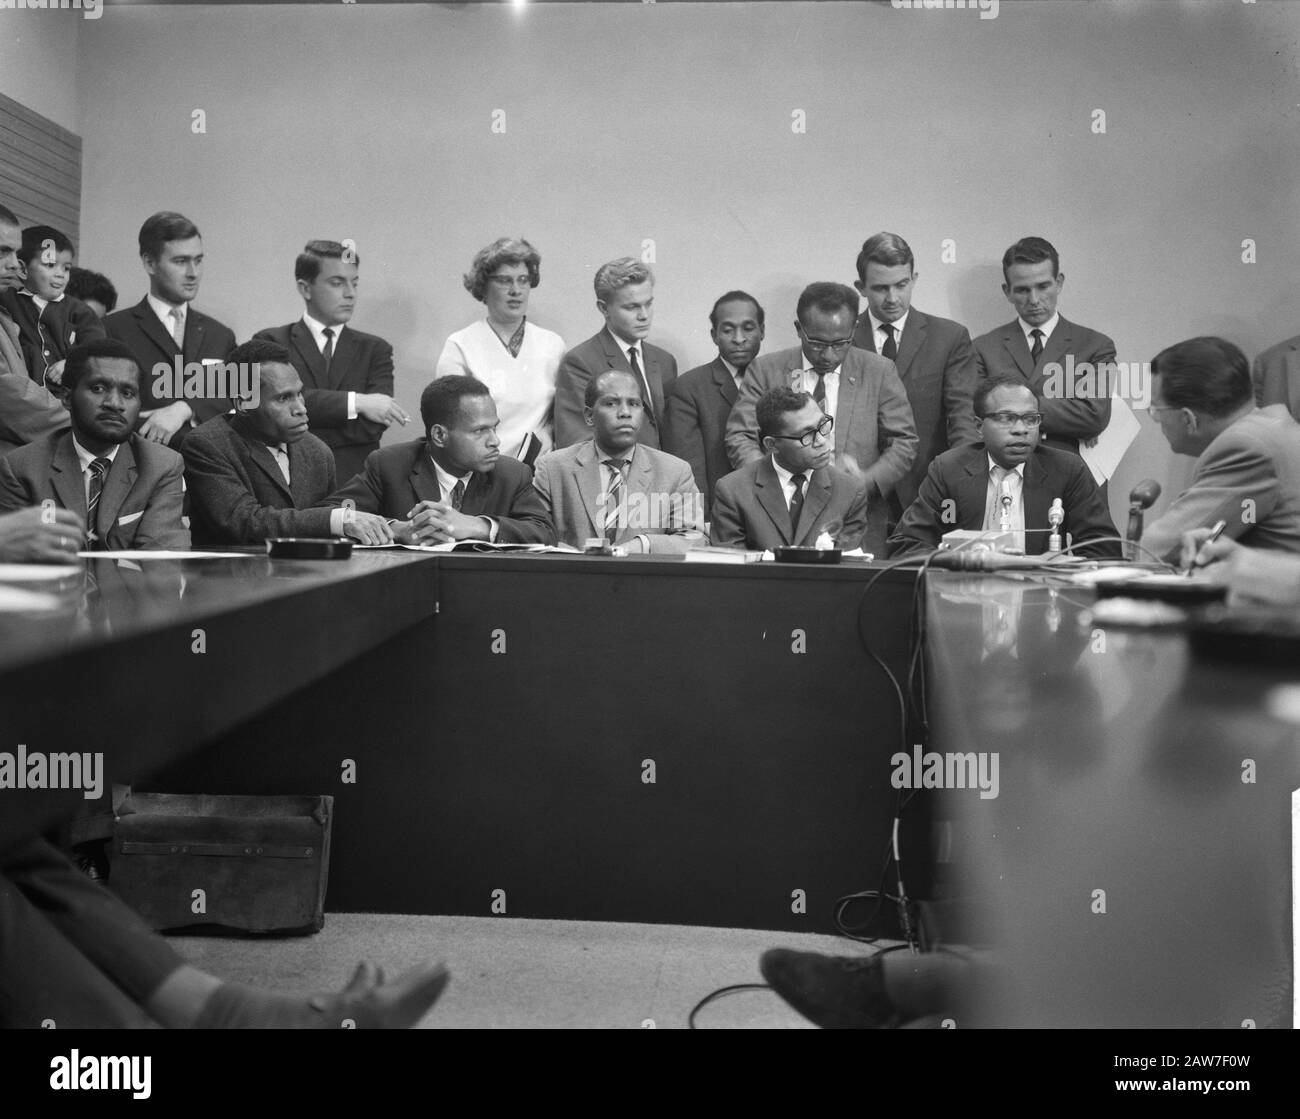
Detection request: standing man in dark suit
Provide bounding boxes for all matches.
[552,257,677,450]
[0,339,188,550]
[182,340,393,546]
[254,240,408,485]
[887,377,1119,558]
[329,376,555,546]
[712,387,870,550]
[725,282,917,554]
[972,236,1116,459]
[662,290,765,518]
[850,232,979,514]
[104,212,236,450]
[0,201,68,453]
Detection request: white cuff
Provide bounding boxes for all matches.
[329,508,346,536]
[347,391,357,421]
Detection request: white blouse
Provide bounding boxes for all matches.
[435,318,566,463]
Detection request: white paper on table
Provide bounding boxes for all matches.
[1079,394,1140,485]
[0,564,82,582]
[76,550,254,560]
[0,585,63,611]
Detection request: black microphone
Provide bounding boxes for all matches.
[1126,479,1162,560]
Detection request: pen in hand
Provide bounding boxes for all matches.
[1185,519,1228,576]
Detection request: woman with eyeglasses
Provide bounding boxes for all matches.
[435,237,565,468]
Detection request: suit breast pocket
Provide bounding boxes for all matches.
[117,510,144,526]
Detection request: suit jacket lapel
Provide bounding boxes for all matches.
[1036,317,1072,381]
[713,358,739,408]
[796,469,833,545]
[135,298,180,362]
[1023,452,1050,549]
[1001,324,1034,379]
[410,449,443,505]
[291,321,327,389]
[755,457,794,545]
[894,312,926,381]
[287,441,320,508]
[575,441,604,536]
[328,326,356,391]
[96,439,137,536]
[50,434,87,519]
[232,416,292,499]
[836,354,863,456]
[182,309,207,365]
[957,450,990,530]
[642,348,666,425]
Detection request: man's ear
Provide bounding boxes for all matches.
[583,406,595,428]
[16,259,27,281]
[296,278,311,302]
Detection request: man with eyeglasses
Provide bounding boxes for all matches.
[1142,336,1300,563]
[254,240,409,485]
[887,377,1119,557]
[712,386,870,551]
[725,282,916,554]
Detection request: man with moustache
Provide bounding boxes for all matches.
[887,377,1119,558]
[328,375,554,545]
[552,257,677,450]
[104,212,236,449]
[725,282,917,554]
[181,339,394,546]
[0,338,188,550]
[712,387,870,551]
[254,240,408,484]
[535,369,703,553]
[0,201,68,452]
[662,290,765,518]
[850,233,979,514]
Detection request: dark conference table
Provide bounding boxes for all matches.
[0,550,921,935]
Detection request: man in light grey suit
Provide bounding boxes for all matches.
[725,282,917,554]
[552,257,677,450]
[849,232,980,512]
[1144,336,1300,563]
[535,369,703,554]
[0,202,68,453]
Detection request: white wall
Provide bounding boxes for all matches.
[56,0,1300,523]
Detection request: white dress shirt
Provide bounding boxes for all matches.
[983,455,1026,551]
[771,454,811,513]
[866,310,909,359]
[1018,312,1059,354]
[301,312,357,420]
[792,360,839,424]
[72,436,121,505]
[430,455,497,542]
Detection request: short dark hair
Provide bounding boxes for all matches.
[66,267,118,313]
[421,375,490,434]
[709,290,764,330]
[62,338,140,392]
[1001,236,1059,282]
[975,376,1036,417]
[0,203,18,227]
[796,281,859,324]
[756,386,813,443]
[19,225,74,265]
[1151,337,1252,418]
[584,368,641,409]
[296,240,357,285]
[139,212,201,261]
[855,232,914,281]
[229,338,292,369]
[463,237,540,302]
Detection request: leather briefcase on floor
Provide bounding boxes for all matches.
[109,792,332,935]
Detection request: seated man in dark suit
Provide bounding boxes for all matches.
[535,369,703,553]
[887,377,1120,558]
[1143,337,1300,562]
[103,211,236,450]
[552,257,677,450]
[0,339,188,549]
[254,240,408,484]
[850,232,980,515]
[662,290,765,518]
[182,340,393,546]
[329,375,555,545]
[972,236,1116,460]
[711,387,869,551]
[725,282,917,554]
[0,201,68,453]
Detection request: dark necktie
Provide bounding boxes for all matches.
[450,480,465,512]
[86,456,110,549]
[627,348,651,417]
[1030,329,1044,365]
[881,323,897,361]
[789,472,807,535]
[602,460,626,543]
[322,327,335,377]
[811,372,826,411]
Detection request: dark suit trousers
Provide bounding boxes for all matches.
[0,836,183,1027]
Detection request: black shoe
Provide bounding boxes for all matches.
[760,948,901,1029]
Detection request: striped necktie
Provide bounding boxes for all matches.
[602,459,627,543]
[86,456,111,549]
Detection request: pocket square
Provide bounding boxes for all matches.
[117,510,144,526]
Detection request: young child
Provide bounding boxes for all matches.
[66,265,119,320]
[0,224,105,385]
